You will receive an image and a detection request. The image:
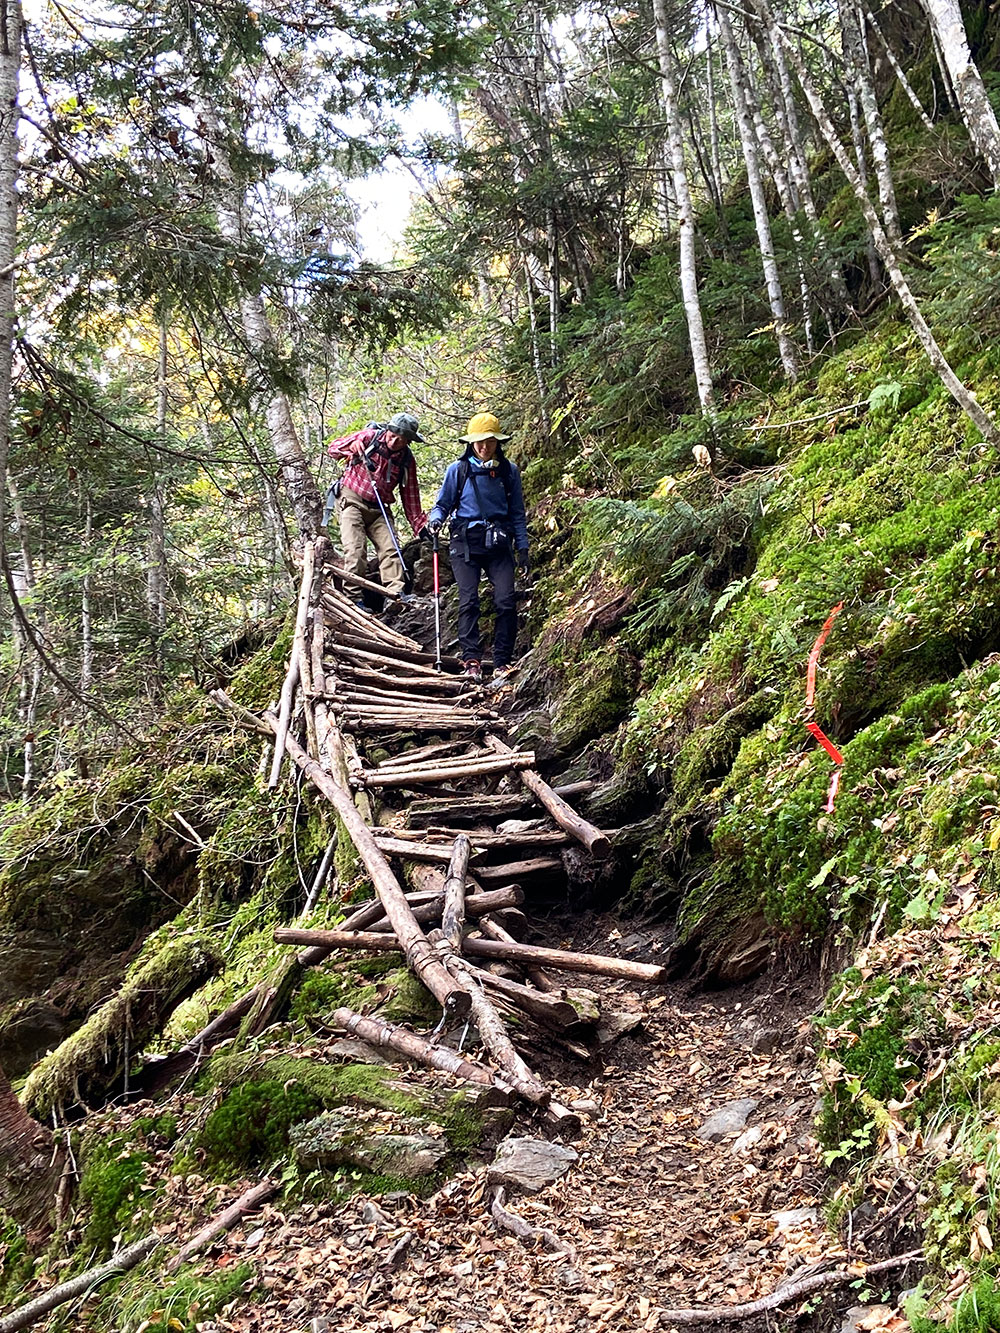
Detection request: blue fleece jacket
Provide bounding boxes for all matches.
[429,456,529,551]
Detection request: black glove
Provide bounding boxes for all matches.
[419,525,434,544]
[517,549,530,573]
[429,518,443,534]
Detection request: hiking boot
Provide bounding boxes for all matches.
[464,659,483,683]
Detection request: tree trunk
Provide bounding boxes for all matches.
[839,0,902,246]
[863,5,935,132]
[715,0,797,378]
[652,0,716,416]
[760,0,1000,446]
[146,316,169,690]
[921,0,1000,187]
[0,1058,60,1235]
[0,0,21,547]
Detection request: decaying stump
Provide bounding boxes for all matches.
[23,935,222,1120]
[0,1059,62,1236]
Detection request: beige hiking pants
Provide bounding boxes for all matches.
[337,488,406,596]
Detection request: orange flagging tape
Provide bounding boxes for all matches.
[805,720,843,765]
[805,602,843,708]
[804,603,845,812]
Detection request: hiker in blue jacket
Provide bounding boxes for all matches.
[427,413,529,684]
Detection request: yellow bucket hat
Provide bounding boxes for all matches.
[459,411,512,443]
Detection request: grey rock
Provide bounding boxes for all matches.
[841,1306,891,1333]
[488,1136,578,1193]
[750,1026,782,1055]
[696,1098,758,1142]
[595,1009,643,1046]
[325,1038,393,1065]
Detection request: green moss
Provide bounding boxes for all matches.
[198,1078,325,1170]
[380,969,438,1024]
[101,1260,254,1333]
[551,643,639,751]
[288,970,378,1021]
[0,1218,33,1307]
[78,1134,158,1254]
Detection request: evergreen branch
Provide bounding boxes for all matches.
[0,545,142,743]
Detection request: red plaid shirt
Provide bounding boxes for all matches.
[328,426,427,535]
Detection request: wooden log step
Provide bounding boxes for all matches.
[327,563,403,603]
[378,826,574,850]
[322,588,421,651]
[474,970,588,1029]
[276,926,667,983]
[347,718,489,736]
[372,835,485,863]
[474,857,563,881]
[321,597,417,654]
[359,752,535,787]
[364,885,523,932]
[332,642,462,678]
[370,739,478,768]
[486,734,611,859]
[335,630,465,671]
[405,783,595,827]
[338,665,471,696]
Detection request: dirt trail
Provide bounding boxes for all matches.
[202,949,836,1333]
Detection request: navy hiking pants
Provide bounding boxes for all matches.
[449,531,517,668]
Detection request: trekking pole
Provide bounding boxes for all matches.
[432,528,443,672]
[365,460,410,582]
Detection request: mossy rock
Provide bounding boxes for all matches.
[551,646,639,754]
[290,1107,452,1179]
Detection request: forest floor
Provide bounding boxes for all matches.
[166,937,860,1333]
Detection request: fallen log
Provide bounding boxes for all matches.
[405,783,595,826]
[332,1007,511,1106]
[486,734,611,858]
[23,935,222,1120]
[167,1178,279,1272]
[276,927,667,983]
[442,835,470,949]
[268,539,315,788]
[474,856,563,882]
[331,685,476,709]
[262,719,470,1018]
[428,929,550,1109]
[0,1235,163,1333]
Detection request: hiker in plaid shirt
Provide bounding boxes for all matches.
[326,412,430,601]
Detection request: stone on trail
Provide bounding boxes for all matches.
[488,1136,578,1193]
[841,1306,893,1333]
[695,1097,758,1142]
[750,1025,782,1054]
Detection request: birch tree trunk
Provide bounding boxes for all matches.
[652,0,716,416]
[921,0,1000,187]
[847,84,883,284]
[0,0,21,547]
[0,1059,59,1234]
[863,5,935,132]
[194,100,322,539]
[715,1,797,379]
[758,0,1000,446]
[839,0,902,246]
